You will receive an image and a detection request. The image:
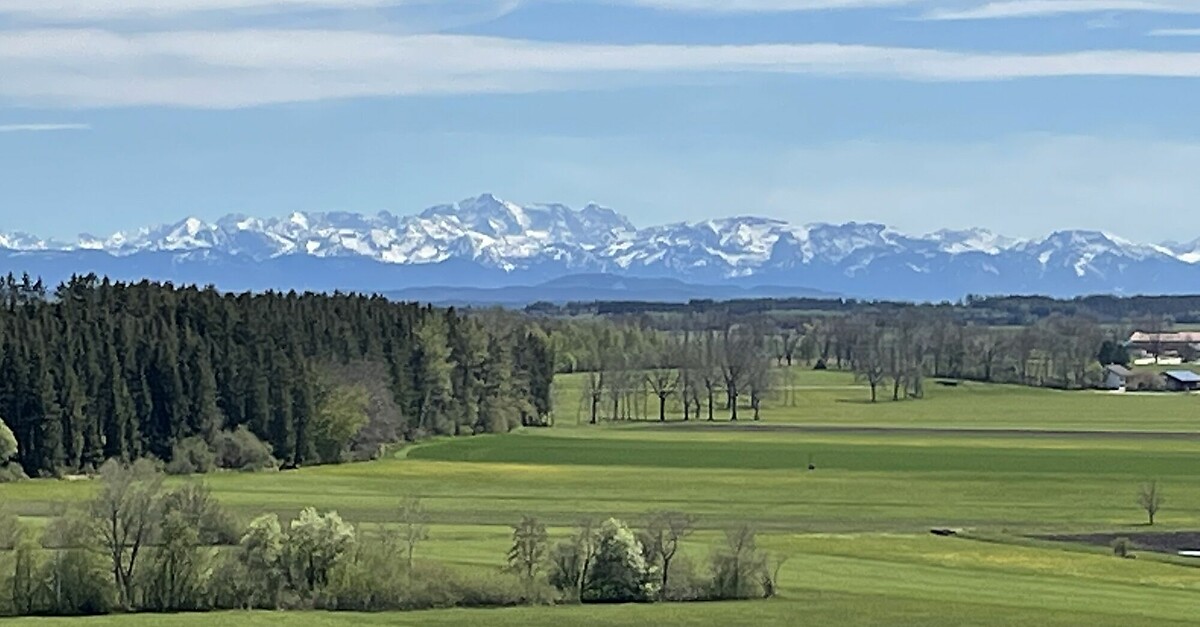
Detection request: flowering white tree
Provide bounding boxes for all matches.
[239,513,287,608]
[584,518,658,602]
[286,508,356,593]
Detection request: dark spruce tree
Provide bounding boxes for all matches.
[0,275,552,477]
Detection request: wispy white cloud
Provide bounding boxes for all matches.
[1150,28,1200,36]
[0,123,90,132]
[0,0,425,21]
[597,0,922,11]
[924,0,1200,20]
[0,0,921,22]
[3,29,1200,109]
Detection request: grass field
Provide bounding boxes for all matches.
[6,369,1200,625]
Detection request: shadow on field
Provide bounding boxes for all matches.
[645,422,1200,440]
[1039,531,1200,554]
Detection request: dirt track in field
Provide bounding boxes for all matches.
[644,422,1200,440]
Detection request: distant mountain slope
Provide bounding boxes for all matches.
[384,274,840,306]
[3,193,1199,300]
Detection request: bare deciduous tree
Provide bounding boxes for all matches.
[399,496,430,571]
[583,370,605,425]
[507,515,548,594]
[853,318,887,403]
[1138,480,1163,526]
[718,323,761,421]
[645,344,680,423]
[89,458,164,608]
[643,511,696,600]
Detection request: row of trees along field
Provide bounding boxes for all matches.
[0,274,554,478]
[0,460,782,616]
[531,292,1200,326]
[544,309,1127,422]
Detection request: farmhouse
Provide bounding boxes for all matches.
[1102,365,1132,391]
[1163,370,1200,392]
[1128,332,1200,360]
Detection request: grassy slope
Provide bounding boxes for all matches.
[6,369,1200,625]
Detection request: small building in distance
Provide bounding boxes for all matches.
[1102,365,1132,391]
[1163,370,1200,392]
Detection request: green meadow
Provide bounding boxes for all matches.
[7,369,1200,625]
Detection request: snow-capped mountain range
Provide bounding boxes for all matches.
[4,194,1200,301]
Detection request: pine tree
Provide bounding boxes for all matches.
[0,277,552,472]
[267,347,295,463]
[60,365,88,469]
[103,350,137,461]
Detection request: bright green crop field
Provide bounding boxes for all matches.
[7,369,1200,625]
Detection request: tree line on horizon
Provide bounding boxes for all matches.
[540,308,1132,420]
[0,273,554,479]
[529,292,1200,326]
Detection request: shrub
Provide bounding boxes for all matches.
[0,418,17,462]
[0,463,28,483]
[166,436,217,476]
[0,419,24,483]
[1112,537,1134,558]
[453,568,556,607]
[38,512,117,616]
[1127,371,1165,392]
[213,427,277,471]
[161,482,240,545]
[710,525,769,600]
[318,551,554,612]
[661,556,712,602]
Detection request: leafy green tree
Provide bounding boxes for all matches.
[312,384,369,464]
[414,315,454,434]
[286,508,356,594]
[478,337,520,433]
[237,514,287,609]
[584,518,656,603]
[1097,340,1130,366]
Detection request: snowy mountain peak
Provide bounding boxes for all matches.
[927,228,1022,255]
[4,195,1200,300]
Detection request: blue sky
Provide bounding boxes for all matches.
[2,0,1200,241]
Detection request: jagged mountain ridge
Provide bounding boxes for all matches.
[2,194,1199,300]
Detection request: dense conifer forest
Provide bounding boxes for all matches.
[0,274,553,478]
